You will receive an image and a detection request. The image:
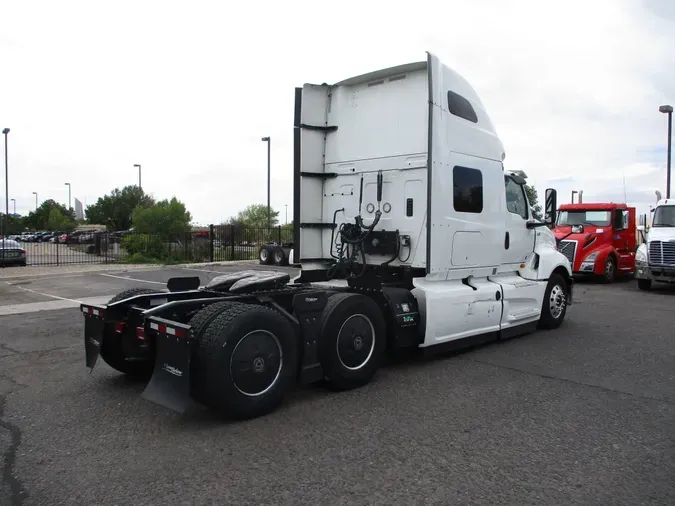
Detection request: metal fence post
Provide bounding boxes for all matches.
[230,225,235,261]
[209,224,214,262]
[56,235,60,266]
[277,225,281,244]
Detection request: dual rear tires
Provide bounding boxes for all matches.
[190,292,386,419]
[259,245,290,266]
[99,287,162,377]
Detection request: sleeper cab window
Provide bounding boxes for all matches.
[447,90,478,123]
[453,166,483,214]
[505,177,528,219]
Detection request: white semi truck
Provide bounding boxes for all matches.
[635,196,675,289]
[80,53,574,420]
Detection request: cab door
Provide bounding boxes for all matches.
[612,208,635,272]
[502,176,536,267]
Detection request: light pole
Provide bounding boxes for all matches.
[134,164,141,190]
[32,191,38,210]
[11,198,15,215]
[261,137,271,230]
[659,105,673,199]
[2,128,9,240]
[65,182,71,211]
[285,204,288,224]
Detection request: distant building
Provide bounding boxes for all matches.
[74,198,84,220]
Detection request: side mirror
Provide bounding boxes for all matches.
[636,225,645,232]
[529,188,558,229]
[544,188,557,225]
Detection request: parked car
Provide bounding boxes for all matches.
[0,239,27,267]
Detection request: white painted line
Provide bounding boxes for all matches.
[99,273,167,285]
[0,295,116,316]
[5,282,80,302]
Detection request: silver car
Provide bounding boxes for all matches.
[0,239,27,267]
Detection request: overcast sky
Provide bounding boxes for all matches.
[1,0,674,225]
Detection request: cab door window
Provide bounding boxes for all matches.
[505,177,528,219]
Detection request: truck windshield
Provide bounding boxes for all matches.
[652,205,675,227]
[556,210,612,227]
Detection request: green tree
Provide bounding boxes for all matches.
[524,184,542,220]
[85,185,155,231]
[0,214,26,235]
[227,204,280,228]
[131,197,192,236]
[46,208,74,231]
[23,199,75,231]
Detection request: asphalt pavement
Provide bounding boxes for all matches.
[0,264,674,505]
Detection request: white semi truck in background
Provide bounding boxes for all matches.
[80,52,574,421]
[635,192,675,289]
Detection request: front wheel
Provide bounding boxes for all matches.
[602,256,616,283]
[538,274,568,330]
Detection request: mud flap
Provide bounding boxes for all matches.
[82,304,108,370]
[141,316,194,414]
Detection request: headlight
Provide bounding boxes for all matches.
[636,245,647,263]
[584,251,598,263]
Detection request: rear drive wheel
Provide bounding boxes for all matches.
[259,246,273,265]
[273,247,288,266]
[195,303,299,420]
[538,273,568,330]
[188,301,248,404]
[100,287,162,376]
[602,256,616,283]
[637,279,652,291]
[317,292,387,391]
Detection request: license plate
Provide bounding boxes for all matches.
[2,251,17,258]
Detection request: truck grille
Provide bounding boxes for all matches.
[558,240,576,265]
[649,240,675,266]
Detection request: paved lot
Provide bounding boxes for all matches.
[0,265,674,505]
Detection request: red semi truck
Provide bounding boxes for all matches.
[553,203,636,282]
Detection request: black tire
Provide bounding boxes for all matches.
[602,256,616,283]
[194,303,299,420]
[538,273,568,330]
[108,287,163,304]
[187,301,248,404]
[637,279,652,291]
[259,246,273,265]
[273,247,288,266]
[99,287,162,376]
[317,292,387,391]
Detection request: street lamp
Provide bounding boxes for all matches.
[65,182,71,211]
[134,164,141,190]
[10,198,15,215]
[32,191,38,210]
[659,105,673,199]
[261,137,271,230]
[2,128,9,241]
[285,204,288,225]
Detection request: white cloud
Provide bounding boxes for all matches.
[0,0,673,225]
